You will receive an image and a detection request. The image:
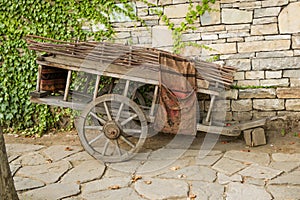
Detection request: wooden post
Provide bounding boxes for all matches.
[93,75,101,100]
[36,65,42,92]
[64,70,72,101]
[0,127,19,200]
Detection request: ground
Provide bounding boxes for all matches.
[4,126,300,154]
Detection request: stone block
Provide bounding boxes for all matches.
[152,26,173,47]
[181,33,201,41]
[205,100,231,112]
[222,9,253,24]
[252,111,276,119]
[277,88,300,98]
[253,99,285,111]
[238,40,290,53]
[260,79,289,87]
[231,99,252,112]
[292,35,300,49]
[283,69,300,78]
[201,34,218,40]
[295,50,300,56]
[265,70,282,79]
[211,111,233,121]
[264,35,291,40]
[239,88,276,99]
[252,57,300,70]
[256,51,293,58]
[232,111,252,121]
[225,59,251,71]
[149,7,163,15]
[290,78,300,87]
[221,52,255,60]
[180,46,202,57]
[172,0,188,3]
[227,38,244,42]
[219,31,250,39]
[144,19,159,26]
[253,17,277,25]
[286,99,300,111]
[234,71,245,80]
[199,25,225,32]
[251,23,278,35]
[164,4,190,18]
[221,0,239,3]
[137,8,148,16]
[237,80,260,87]
[158,0,172,5]
[254,7,281,18]
[226,24,251,31]
[115,32,131,39]
[245,71,264,80]
[200,1,221,26]
[244,128,266,147]
[244,36,265,42]
[279,2,300,34]
[233,2,261,9]
[202,43,237,55]
[262,0,289,7]
[223,89,239,100]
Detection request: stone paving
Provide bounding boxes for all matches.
[5,143,300,200]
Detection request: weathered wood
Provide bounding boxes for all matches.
[197,124,241,136]
[63,70,72,101]
[30,90,51,98]
[30,96,87,110]
[0,127,19,200]
[27,36,236,87]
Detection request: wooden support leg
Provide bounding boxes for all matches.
[123,80,130,97]
[150,85,159,117]
[64,70,72,101]
[93,75,101,100]
[36,65,42,92]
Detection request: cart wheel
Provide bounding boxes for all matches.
[77,94,148,163]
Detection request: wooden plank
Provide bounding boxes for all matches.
[197,88,220,96]
[197,124,241,136]
[237,119,267,131]
[30,96,87,110]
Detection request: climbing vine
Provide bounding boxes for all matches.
[141,0,216,54]
[0,0,137,135]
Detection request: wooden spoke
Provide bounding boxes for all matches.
[90,111,106,124]
[115,102,124,122]
[88,133,104,145]
[77,94,147,162]
[102,139,110,156]
[115,140,122,156]
[120,135,135,148]
[120,114,138,126]
[123,129,142,134]
[103,102,112,121]
[84,126,103,130]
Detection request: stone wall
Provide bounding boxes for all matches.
[112,0,300,123]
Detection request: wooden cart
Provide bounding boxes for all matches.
[27,36,278,162]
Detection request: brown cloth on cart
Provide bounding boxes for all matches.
[154,53,197,135]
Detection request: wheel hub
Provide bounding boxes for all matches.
[103,121,121,140]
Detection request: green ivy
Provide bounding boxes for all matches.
[0,0,137,135]
[141,0,216,54]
